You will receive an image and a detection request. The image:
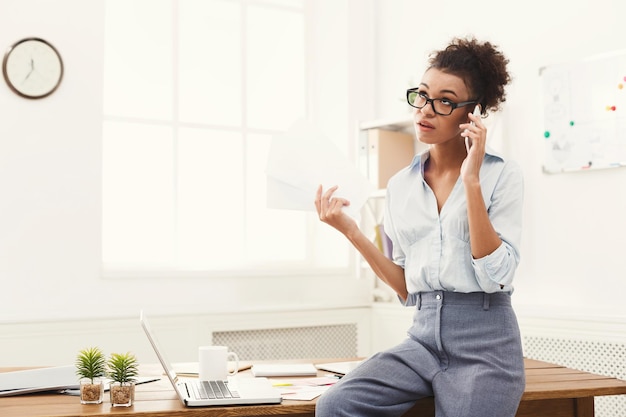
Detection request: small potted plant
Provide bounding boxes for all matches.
[75,347,106,404]
[107,352,139,407]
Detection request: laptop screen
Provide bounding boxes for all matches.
[140,311,180,386]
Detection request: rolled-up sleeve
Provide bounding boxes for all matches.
[472,160,523,292]
[473,241,518,291]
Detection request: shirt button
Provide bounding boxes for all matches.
[435,294,441,300]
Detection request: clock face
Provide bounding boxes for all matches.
[2,38,63,99]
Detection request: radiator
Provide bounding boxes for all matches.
[212,324,358,361]
[523,335,626,417]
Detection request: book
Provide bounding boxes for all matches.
[375,223,393,259]
[373,224,384,252]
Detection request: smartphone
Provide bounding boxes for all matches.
[465,104,481,153]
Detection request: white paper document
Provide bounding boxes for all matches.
[279,384,330,401]
[272,376,339,401]
[266,119,374,217]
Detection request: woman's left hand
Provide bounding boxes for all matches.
[460,110,486,184]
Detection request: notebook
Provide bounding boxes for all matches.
[251,363,317,377]
[0,366,77,396]
[140,311,281,407]
[0,366,159,397]
[315,360,364,375]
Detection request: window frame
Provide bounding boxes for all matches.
[101,0,356,280]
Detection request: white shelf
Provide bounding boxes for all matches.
[359,116,413,132]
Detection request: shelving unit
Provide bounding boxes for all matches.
[356,116,426,303]
[356,116,422,352]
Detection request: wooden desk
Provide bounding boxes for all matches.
[1,358,625,417]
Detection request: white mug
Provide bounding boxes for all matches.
[198,345,239,381]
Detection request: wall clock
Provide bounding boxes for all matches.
[2,37,64,99]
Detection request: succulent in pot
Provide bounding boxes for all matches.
[107,352,139,407]
[75,347,106,404]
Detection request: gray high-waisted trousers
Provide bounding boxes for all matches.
[315,291,525,417]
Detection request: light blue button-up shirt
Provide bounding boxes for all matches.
[383,147,524,306]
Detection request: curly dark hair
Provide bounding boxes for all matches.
[427,37,511,115]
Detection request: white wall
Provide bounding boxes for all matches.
[0,0,104,321]
[0,0,376,365]
[373,0,626,323]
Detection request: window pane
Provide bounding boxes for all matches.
[103,0,173,119]
[178,0,242,126]
[103,0,348,275]
[245,134,306,263]
[312,215,350,267]
[246,6,306,130]
[102,122,175,265]
[177,128,244,268]
[256,0,304,7]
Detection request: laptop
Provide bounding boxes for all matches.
[139,311,282,407]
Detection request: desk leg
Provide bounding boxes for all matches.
[575,397,594,417]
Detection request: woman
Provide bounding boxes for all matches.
[314,37,525,417]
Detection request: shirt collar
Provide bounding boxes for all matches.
[408,145,504,171]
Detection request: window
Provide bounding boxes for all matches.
[102,0,349,276]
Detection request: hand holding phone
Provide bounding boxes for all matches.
[465,104,481,153]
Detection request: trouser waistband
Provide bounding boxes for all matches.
[416,291,511,311]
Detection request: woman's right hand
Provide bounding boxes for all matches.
[316,185,407,300]
[314,185,358,237]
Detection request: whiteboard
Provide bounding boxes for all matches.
[540,49,626,173]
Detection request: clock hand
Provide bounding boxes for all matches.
[22,58,36,83]
[23,69,34,82]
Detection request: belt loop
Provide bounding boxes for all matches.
[417,293,422,310]
[482,293,490,311]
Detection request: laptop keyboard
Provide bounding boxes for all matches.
[190,380,240,399]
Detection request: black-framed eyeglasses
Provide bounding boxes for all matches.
[406,88,478,116]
